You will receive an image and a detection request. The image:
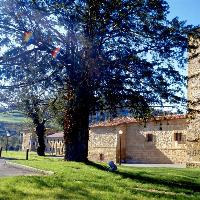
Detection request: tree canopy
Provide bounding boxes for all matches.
[0,0,194,161]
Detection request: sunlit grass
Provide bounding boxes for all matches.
[0,151,200,200]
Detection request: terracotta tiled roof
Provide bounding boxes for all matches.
[90,117,137,127]
[90,114,186,127]
[46,132,64,138]
[155,114,186,120]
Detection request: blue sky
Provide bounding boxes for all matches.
[167,0,200,26]
[165,0,200,112]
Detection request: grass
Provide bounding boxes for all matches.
[0,151,200,200]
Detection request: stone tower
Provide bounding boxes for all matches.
[187,30,200,167]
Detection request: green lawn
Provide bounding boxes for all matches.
[0,151,200,200]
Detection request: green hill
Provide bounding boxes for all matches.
[0,110,29,150]
[0,110,29,136]
[0,110,28,124]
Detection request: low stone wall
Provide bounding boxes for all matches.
[186,162,200,168]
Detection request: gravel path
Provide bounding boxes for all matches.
[0,158,40,177]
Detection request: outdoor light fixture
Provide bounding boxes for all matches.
[6,131,10,153]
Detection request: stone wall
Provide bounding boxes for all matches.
[187,31,200,167]
[22,132,31,151]
[22,132,37,151]
[126,118,187,164]
[88,126,118,162]
[88,117,187,164]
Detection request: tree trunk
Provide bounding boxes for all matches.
[64,103,90,162]
[35,120,46,156]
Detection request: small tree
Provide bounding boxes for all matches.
[4,86,53,156]
[19,92,47,156]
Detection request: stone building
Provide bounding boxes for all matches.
[45,132,64,155]
[88,115,187,164]
[21,115,188,163]
[187,30,200,167]
[22,130,64,156]
[22,132,37,151]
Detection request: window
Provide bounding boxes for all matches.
[174,133,182,142]
[99,153,104,161]
[159,122,162,130]
[146,134,153,142]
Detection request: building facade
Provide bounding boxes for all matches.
[21,115,188,164]
[22,132,37,151]
[22,131,65,156]
[187,30,200,167]
[88,115,187,164]
[45,132,64,156]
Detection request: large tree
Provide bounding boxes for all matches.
[0,0,193,161]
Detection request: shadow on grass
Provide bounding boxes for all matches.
[86,161,200,194]
[0,176,104,200]
[85,160,107,170]
[114,170,200,193]
[0,174,182,200]
[0,176,191,200]
[0,161,198,200]
[45,155,64,158]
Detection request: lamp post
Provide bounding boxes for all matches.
[19,132,23,151]
[6,131,10,153]
[119,130,123,165]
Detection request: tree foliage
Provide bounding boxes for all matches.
[0,0,194,161]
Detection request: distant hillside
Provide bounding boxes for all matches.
[0,110,28,124]
[0,109,29,150]
[0,110,29,136]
